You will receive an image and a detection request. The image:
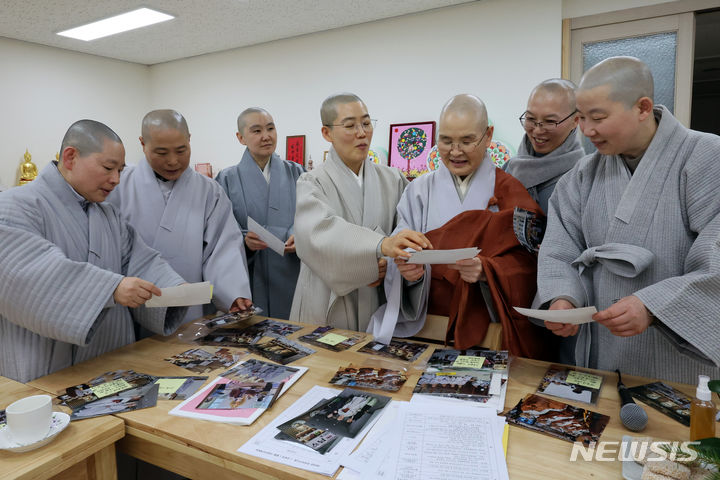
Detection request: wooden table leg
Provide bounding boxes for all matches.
[86,444,117,480]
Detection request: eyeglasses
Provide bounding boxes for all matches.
[324,119,377,135]
[519,110,577,131]
[437,128,489,154]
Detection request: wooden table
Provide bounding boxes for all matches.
[26,318,700,479]
[0,376,124,480]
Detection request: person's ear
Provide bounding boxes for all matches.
[636,97,654,121]
[484,126,495,148]
[321,125,333,143]
[60,146,78,170]
[236,131,248,146]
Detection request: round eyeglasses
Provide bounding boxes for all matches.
[519,110,577,131]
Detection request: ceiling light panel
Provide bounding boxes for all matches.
[57,8,174,41]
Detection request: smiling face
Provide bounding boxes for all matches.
[523,89,578,154]
[321,101,372,168]
[237,111,277,162]
[140,127,191,180]
[576,85,646,157]
[437,110,493,178]
[61,138,125,202]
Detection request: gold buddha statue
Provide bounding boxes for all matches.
[18,149,38,185]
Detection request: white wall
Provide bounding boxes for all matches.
[0,37,149,188]
[562,0,678,19]
[149,0,562,173]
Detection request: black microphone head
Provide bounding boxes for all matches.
[620,403,648,432]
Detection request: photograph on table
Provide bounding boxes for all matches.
[277,388,391,442]
[275,417,340,455]
[413,370,494,402]
[358,339,429,362]
[198,325,266,347]
[201,310,258,330]
[164,347,244,374]
[426,348,509,371]
[298,326,366,352]
[628,382,692,426]
[70,382,159,420]
[0,410,5,427]
[197,380,283,410]
[154,376,208,401]
[504,394,610,445]
[250,336,315,365]
[220,358,301,384]
[536,365,603,405]
[329,364,407,392]
[56,369,156,410]
[252,319,304,337]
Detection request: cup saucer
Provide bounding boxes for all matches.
[0,412,70,453]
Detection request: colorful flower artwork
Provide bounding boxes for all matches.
[389,122,436,178]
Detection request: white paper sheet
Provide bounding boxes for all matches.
[341,401,508,480]
[512,306,597,324]
[238,385,386,477]
[146,282,213,307]
[406,247,480,265]
[247,216,286,256]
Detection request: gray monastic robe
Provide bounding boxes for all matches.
[215,151,304,320]
[537,106,720,383]
[108,158,251,323]
[369,154,497,342]
[0,163,186,383]
[290,146,408,331]
[505,128,585,214]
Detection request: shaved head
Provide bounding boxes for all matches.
[141,109,190,140]
[530,78,577,112]
[237,107,271,133]
[439,94,488,130]
[578,56,654,108]
[321,92,365,126]
[60,119,122,157]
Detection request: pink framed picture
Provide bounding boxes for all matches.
[388,121,436,179]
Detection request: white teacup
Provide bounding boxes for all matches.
[5,395,53,445]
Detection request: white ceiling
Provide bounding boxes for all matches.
[0,0,476,65]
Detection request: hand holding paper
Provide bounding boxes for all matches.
[407,247,480,265]
[146,282,213,308]
[513,305,598,325]
[114,277,162,308]
[247,217,286,256]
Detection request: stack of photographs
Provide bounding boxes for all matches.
[198,319,303,348]
[357,339,428,362]
[274,388,391,455]
[411,348,509,412]
[329,364,407,392]
[164,347,244,373]
[628,382,692,426]
[297,326,365,352]
[169,358,307,425]
[536,365,604,405]
[154,376,208,401]
[55,370,160,421]
[504,393,610,445]
[250,336,315,365]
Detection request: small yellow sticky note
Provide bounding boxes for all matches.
[452,355,486,369]
[566,371,603,390]
[317,333,349,346]
[155,378,188,396]
[435,372,456,376]
[91,379,132,398]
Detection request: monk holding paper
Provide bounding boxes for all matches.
[537,56,720,382]
[0,120,186,382]
[370,94,553,358]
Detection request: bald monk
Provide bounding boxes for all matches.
[538,56,720,383]
[109,110,251,327]
[216,108,304,320]
[370,95,553,358]
[291,92,430,331]
[0,120,187,382]
[506,79,585,214]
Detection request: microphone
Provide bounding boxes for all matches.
[616,369,648,432]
